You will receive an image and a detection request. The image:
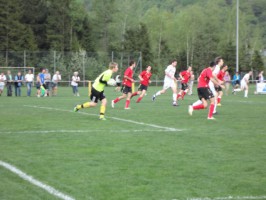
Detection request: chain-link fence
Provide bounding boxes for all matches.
[0,50,142,86]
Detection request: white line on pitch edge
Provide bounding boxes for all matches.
[0,129,175,134]
[0,160,76,200]
[23,105,185,132]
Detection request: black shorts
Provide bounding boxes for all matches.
[90,87,105,103]
[42,83,48,89]
[138,84,148,91]
[197,87,214,100]
[122,85,132,94]
[181,83,188,91]
[215,86,222,92]
[36,83,40,89]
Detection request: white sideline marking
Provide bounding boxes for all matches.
[185,195,266,200]
[24,105,184,132]
[0,160,76,200]
[0,129,175,134]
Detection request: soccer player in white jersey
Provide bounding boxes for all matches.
[152,59,178,106]
[233,71,253,97]
[208,56,224,114]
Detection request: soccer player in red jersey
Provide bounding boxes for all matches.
[216,65,228,106]
[177,66,192,100]
[131,65,152,103]
[112,60,136,109]
[188,61,224,120]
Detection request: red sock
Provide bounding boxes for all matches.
[125,100,130,108]
[182,91,186,99]
[132,92,138,97]
[208,103,215,118]
[176,94,181,100]
[217,97,221,104]
[114,98,120,103]
[136,97,142,103]
[193,104,204,110]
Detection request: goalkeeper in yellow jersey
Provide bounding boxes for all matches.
[74,62,119,120]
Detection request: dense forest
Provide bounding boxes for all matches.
[0,0,265,77]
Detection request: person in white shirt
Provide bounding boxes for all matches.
[52,71,61,96]
[188,70,195,95]
[115,74,121,92]
[233,71,253,97]
[25,69,34,96]
[209,56,224,114]
[0,72,7,96]
[152,59,178,106]
[257,71,264,83]
[44,69,51,96]
[71,71,80,96]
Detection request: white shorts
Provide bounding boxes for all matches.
[240,80,247,90]
[163,80,176,90]
[209,81,217,96]
[0,84,4,90]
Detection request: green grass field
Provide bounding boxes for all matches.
[1,85,266,200]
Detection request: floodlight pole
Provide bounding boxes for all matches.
[236,0,239,72]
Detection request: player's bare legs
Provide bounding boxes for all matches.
[171,86,178,106]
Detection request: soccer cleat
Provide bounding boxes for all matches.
[124,107,131,110]
[207,117,216,120]
[74,105,79,112]
[99,116,106,120]
[172,101,178,106]
[217,103,222,106]
[111,100,115,108]
[213,112,218,115]
[188,105,193,116]
[152,95,156,101]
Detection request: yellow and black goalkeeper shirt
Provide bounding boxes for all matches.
[92,69,113,92]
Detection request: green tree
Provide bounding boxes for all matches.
[251,50,264,72]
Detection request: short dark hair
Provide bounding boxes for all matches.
[129,60,135,66]
[209,61,216,67]
[170,59,177,64]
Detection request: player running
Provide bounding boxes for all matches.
[176,66,192,101]
[188,61,224,120]
[131,65,152,103]
[232,71,253,98]
[112,60,136,109]
[216,65,228,106]
[152,59,178,106]
[74,62,119,120]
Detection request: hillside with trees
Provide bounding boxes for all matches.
[0,0,265,76]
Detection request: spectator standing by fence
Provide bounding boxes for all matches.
[223,71,231,96]
[44,69,51,96]
[6,70,13,96]
[25,69,34,96]
[71,71,80,96]
[14,71,24,96]
[52,71,61,96]
[0,72,6,96]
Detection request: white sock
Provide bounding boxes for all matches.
[213,99,217,113]
[192,100,202,106]
[234,88,241,92]
[173,93,177,102]
[155,91,161,96]
[244,90,248,97]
